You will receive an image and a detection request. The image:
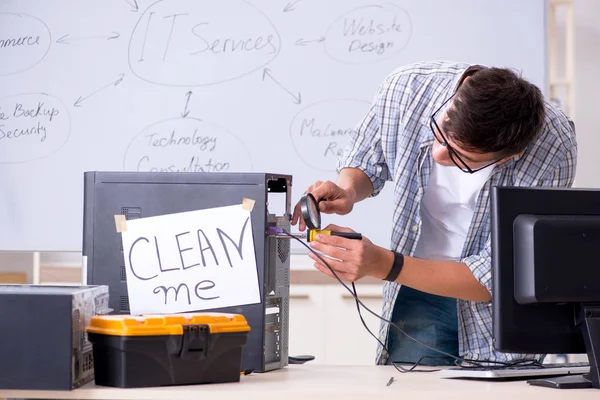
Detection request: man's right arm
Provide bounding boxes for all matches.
[336,167,375,205]
[335,71,409,202]
[293,70,406,225]
[304,167,376,219]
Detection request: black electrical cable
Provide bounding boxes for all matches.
[280,229,544,371]
[349,281,449,373]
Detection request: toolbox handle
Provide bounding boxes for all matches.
[179,324,211,360]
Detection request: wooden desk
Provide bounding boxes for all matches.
[0,365,596,400]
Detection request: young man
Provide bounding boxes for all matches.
[291,61,577,366]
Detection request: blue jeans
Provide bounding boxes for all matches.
[386,285,459,366]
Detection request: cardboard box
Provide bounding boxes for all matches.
[0,272,27,284]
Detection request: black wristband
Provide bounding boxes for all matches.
[384,252,404,282]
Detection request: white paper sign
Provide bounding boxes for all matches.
[120,204,260,315]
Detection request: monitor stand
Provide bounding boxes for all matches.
[528,303,600,389]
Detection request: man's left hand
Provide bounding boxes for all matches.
[307,224,392,282]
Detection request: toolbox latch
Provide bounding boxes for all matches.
[180,324,210,360]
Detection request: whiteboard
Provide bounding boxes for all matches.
[0,0,548,252]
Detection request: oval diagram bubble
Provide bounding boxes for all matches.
[123,117,253,173]
[290,99,370,172]
[325,4,412,64]
[0,13,52,76]
[0,93,71,163]
[128,0,281,86]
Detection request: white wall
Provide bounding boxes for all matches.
[571,0,600,188]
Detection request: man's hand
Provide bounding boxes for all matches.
[306,224,491,302]
[306,224,393,282]
[291,181,356,231]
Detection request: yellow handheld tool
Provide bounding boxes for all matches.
[306,228,362,242]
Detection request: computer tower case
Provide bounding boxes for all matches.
[0,284,110,390]
[82,172,291,373]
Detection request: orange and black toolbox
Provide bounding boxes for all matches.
[86,312,250,388]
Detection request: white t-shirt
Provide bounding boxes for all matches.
[413,161,494,261]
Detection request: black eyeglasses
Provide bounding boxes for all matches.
[429,94,499,174]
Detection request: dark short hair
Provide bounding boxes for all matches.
[443,67,546,157]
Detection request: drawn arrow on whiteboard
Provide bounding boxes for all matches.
[125,0,139,12]
[295,37,326,46]
[182,91,193,118]
[74,74,125,107]
[56,32,120,44]
[262,69,301,105]
[283,1,302,12]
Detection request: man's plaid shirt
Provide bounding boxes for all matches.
[337,60,577,364]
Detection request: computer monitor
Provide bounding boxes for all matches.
[491,186,600,389]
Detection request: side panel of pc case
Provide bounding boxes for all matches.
[82,172,291,373]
